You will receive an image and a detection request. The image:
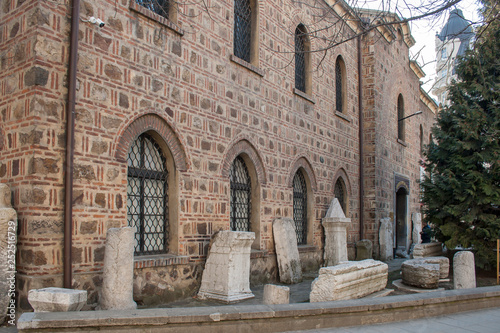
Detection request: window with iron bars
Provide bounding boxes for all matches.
[293,171,307,245]
[127,133,169,255]
[234,0,251,63]
[136,0,170,20]
[230,156,251,231]
[335,58,343,112]
[397,94,405,141]
[295,25,307,93]
[334,178,346,214]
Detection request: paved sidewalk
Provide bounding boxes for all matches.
[289,307,500,333]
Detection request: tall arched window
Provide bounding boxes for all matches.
[230,156,251,231]
[293,171,308,245]
[334,178,347,214]
[335,56,346,113]
[234,0,251,63]
[397,94,405,141]
[420,125,424,155]
[127,133,169,255]
[295,24,309,93]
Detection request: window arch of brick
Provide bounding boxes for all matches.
[233,0,259,66]
[397,94,405,141]
[333,168,351,216]
[335,55,347,113]
[221,139,266,185]
[115,113,188,172]
[287,156,317,191]
[293,169,308,245]
[295,24,311,94]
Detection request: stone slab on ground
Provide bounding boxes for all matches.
[392,279,445,293]
[355,239,373,260]
[401,260,440,289]
[263,284,289,305]
[379,218,393,261]
[310,259,388,302]
[412,256,449,279]
[28,288,87,312]
[272,218,302,284]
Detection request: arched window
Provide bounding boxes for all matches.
[234,0,251,62]
[293,171,308,245]
[230,156,252,231]
[295,24,309,93]
[127,133,169,255]
[420,125,424,155]
[397,94,405,141]
[335,56,346,113]
[334,178,347,214]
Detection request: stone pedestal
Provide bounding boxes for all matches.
[412,242,443,258]
[356,240,373,260]
[402,261,440,289]
[412,256,449,279]
[273,218,302,284]
[454,251,476,289]
[28,288,87,312]
[310,259,388,302]
[412,213,422,245]
[322,199,350,266]
[263,284,289,305]
[198,231,255,302]
[378,218,393,261]
[0,184,17,324]
[100,227,136,310]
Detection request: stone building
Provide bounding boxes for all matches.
[0,0,437,308]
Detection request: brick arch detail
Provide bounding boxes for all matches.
[114,113,188,171]
[287,156,317,191]
[333,168,352,196]
[221,138,266,184]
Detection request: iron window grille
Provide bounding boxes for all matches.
[335,59,343,112]
[397,95,405,140]
[127,133,169,255]
[293,171,307,245]
[234,0,251,63]
[230,156,251,231]
[136,0,170,20]
[295,26,306,93]
[334,178,346,214]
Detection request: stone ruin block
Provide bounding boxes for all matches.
[322,199,350,266]
[0,184,17,324]
[454,251,476,289]
[412,256,449,279]
[310,259,388,302]
[273,218,302,284]
[379,217,393,261]
[198,231,255,302]
[356,239,373,260]
[100,227,137,310]
[412,242,443,258]
[28,287,87,312]
[263,284,289,305]
[412,213,422,245]
[401,260,440,289]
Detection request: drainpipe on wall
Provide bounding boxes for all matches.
[357,34,364,241]
[64,0,80,289]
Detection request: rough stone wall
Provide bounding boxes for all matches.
[2,0,367,307]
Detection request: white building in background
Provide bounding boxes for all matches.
[433,9,474,106]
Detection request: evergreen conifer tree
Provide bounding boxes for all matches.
[421,1,500,268]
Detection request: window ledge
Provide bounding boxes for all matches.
[335,111,351,122]
[298,245,317,253]
[230,55,265,77]
[134,254,190,269]
[130,2,184,36]
[397,139,408,147]
[250,249,269,259]
[293,88,316,104]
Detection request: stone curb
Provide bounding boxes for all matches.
[17,286,500,332]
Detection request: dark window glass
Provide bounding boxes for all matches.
[335,58,343,112]
[397,95,405,141]
[295,25,306,92]
[334,178,346,214]
[127,133,169,255]
[293,171,307,245]
[230,156,251,231]
[234,0,251,62]
[136,0,170,19]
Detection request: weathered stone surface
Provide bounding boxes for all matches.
[356,239,373,260]
[99,227,136,310]
[24,66,49,86]
[263,284,289,305]
[28,288,87,312]
[272,218,302,284]
[412,213,422,245]
[412,242,443,258]
[401,261,440,289]
[322,199,350,266]
[379,218,393,261]
[454,251,476,289]
[198,231,255,302]
[412,256,449,279]
[310,259,388,302]
[0,184,17,324]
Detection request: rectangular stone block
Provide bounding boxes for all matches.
[28,288,87,312]
[273,218,302,284]
[263,284,289,305]
[413,242,443,258]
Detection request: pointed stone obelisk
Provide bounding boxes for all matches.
[322,198,351,266]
